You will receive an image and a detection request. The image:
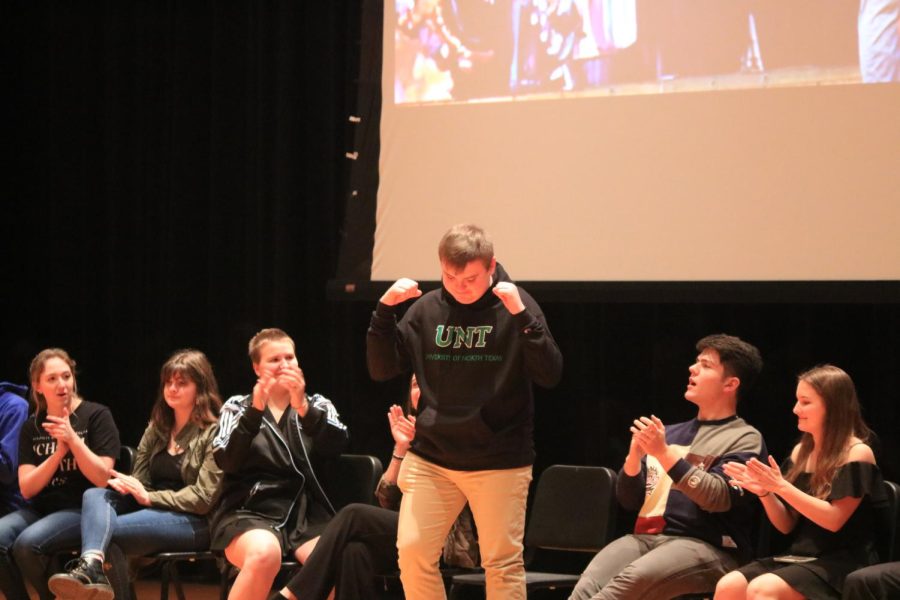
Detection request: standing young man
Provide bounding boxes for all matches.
[569,334,766,600]
[367,224,563,599]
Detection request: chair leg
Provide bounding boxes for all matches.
[167,560,187,600]
[160,561,170,600]
[173,566,187,600]
[159,560,189,600]
[219,564,232,600]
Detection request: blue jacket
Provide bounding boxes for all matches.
[0,382,29,514]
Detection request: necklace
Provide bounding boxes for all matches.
[169,434,183,455]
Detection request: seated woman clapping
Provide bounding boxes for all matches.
[715,365,888,600]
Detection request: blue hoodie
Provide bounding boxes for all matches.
[0,382,29,514]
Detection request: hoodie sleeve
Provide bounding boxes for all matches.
[514,293,563,388]
[366,302,412,382]
[0,395,28,486]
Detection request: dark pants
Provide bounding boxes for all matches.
[285,503,399,600]
[842,562,900,600]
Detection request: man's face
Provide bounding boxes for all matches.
[684,348,733,406]
[441,258,496,304]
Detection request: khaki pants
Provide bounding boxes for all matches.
[396,452,532,600]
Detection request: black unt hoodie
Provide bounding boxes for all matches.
[367,263,562,470]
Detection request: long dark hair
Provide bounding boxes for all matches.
[784,364,871,499]
[150,349,222,435]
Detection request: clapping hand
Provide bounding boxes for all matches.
[387,404,416,451]
[252,374,277,411]
[43,407,78,448]
[629,415,667,457]
[277,364,307,413]
[723,456,783,497]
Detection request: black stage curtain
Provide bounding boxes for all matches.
[4,2,360,443]
[3,4,899,487]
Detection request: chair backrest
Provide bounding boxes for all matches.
[524,465,617,553]
[878,479,900,562]
[117,445,137,475]
[324,454,384,510]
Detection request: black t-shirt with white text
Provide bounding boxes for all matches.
[18,400,120,514]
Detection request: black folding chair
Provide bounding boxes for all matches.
[449,464,618,599]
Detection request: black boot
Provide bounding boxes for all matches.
[48,557,114,600]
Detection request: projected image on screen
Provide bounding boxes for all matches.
[374,0,900,283]
[393,0,900,104]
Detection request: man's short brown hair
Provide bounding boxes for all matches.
[248,328,295,364]
[437,224,494,270]
[695,334,763,401]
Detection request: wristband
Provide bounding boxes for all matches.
[392,454,406,462]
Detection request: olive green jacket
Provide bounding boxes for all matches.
[130,421,223,515]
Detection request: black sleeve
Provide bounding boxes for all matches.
[300,394,349,459]
[87,405,121,460]
[212,396,264,473]
[617,462,647,512]
[366,302,411,381]
[828,461,883,501]
[17,418,39,467]
[515,292,563,388]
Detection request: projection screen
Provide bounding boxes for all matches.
[373,0,900,282]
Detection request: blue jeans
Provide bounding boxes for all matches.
[79,487,210,600]
[0,506,82,600]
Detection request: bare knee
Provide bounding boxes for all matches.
[294,536,318,564]
[246,546,281,573]
[714,571,748,600]
[228,534,282,578]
